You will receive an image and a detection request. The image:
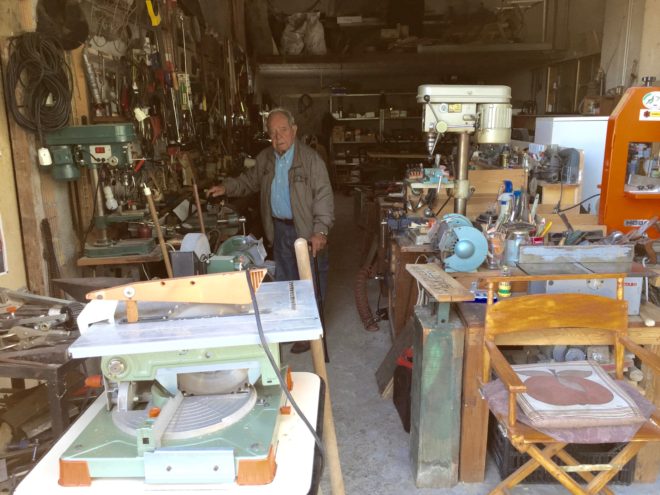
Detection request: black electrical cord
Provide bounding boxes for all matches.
[244,271,326,473]
[5,32,72,145]
[435,190,453,216]
[555,193,601,213]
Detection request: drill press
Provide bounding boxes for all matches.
[44,124,155,257]
[417,85,512,214]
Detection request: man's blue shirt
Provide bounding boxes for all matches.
[270,144,295,219]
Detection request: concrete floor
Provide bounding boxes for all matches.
[285,193,660,495]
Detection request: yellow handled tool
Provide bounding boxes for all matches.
[146,0,161,26]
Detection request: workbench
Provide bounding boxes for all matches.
[76,245,163,278]
[0,344,82,437]
[456,299,660,484]
[406,263,660,487]
[15,372,323,495]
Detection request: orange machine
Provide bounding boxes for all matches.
[599,78,660,239]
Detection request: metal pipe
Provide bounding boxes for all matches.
[454,133,470,215]
[621,0,634,86]
[89,166,110,246]
[573,58,581,111]
[541,0,548,43]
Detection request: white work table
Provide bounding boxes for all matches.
[15,372,322,495]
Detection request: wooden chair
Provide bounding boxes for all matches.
[482,273,660,495]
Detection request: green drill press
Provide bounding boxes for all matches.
[44,124,155,257]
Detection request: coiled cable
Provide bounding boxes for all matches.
[5,32,72,144]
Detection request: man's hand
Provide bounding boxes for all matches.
[310,233,327,257]
[207,184,226,198]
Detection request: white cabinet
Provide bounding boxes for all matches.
[535,116,609,213]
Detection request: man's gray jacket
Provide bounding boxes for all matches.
[223,140,334,244]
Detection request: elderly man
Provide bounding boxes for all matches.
[208,108,334,352]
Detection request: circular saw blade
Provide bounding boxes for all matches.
[178,369,249,395]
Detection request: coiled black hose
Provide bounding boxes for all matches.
[5,32,72,144]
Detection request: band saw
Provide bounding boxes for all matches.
[58,270,322,487]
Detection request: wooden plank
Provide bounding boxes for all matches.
[368,152,427,159]
[87,269,267,305]
[375,320,414,395]
[1,37,47,295]
[406,263,473,303]
[483,271,627,284]
[538,181,580,208]
[231,0,247,51]
[410,306,464,487]
[388,240,421,338]
[77,246,163,267]
[458,305,488,482]
[468,168,526,195]
[395,234,435,253]
[68,46,90,125]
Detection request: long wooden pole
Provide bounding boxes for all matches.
[143,185,173,278]
[192,181,206,235]
[294,238,345,495]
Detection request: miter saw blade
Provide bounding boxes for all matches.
[178,369,249,395]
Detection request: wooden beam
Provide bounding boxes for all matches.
[68,46,90,125]
[410,306,464,487]
[1,54,47,294]
[231,0,247,51]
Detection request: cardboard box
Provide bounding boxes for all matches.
[332,126,345,143]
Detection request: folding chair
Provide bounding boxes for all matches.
[481,273,660,495]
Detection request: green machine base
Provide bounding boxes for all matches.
[60,378,285,484]
[84,238,155,258]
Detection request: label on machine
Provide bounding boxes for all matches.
[639,109,660,121]
[642,91,660,109]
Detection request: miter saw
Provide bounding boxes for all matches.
[58,271,322,487]
[433,213,488,272]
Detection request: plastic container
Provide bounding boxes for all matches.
[497,180,513,217]
[488,414,636,485]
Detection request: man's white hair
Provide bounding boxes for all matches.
[267,107,296,126]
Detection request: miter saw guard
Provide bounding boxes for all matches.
[434,213,488,272]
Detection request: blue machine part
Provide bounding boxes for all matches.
[436,213,488,272]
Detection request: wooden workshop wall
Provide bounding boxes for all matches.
[0,5,27,290]
[0,0,37,291]
[0,0,80,295]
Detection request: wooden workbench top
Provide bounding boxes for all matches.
[406,263,473,303]
[395,234,435,253]
[77,246,163,266]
